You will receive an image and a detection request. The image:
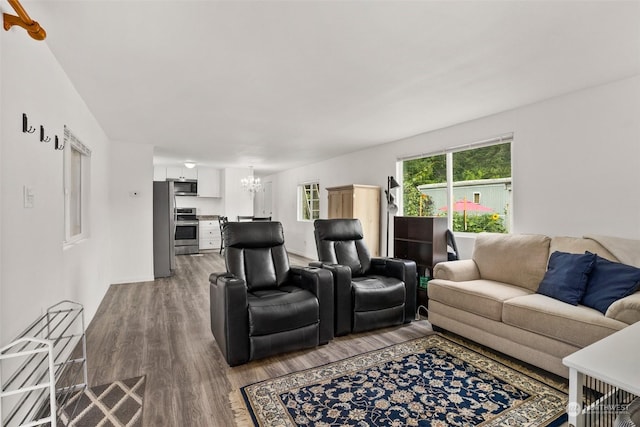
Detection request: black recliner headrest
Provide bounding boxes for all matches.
[223,221,284,248]
[314,219,363,241]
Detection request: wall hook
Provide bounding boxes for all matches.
[55,135,64,150]
[40,125,51,143]
[3,0,46,41]
[22,113,35,133]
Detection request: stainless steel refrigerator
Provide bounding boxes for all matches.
[153,181,176,278]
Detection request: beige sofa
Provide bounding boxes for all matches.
[428,233,640,378]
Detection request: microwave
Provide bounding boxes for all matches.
[170,179,198,196]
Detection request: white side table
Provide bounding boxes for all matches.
[562,321,640,427]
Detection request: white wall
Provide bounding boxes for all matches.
[109,141,154,284]
[0,24,112,343]
[224,167,254,221]
[0,13,4,336]
[271,75,640,260]
[513,78,640,238]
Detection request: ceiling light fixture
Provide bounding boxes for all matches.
[184,161,196,169]
[241,166,262,197]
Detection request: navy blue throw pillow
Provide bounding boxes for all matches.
[537,251,596,305]
[581,253,640,314]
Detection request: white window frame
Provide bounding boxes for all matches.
[63,126,91,245]
[399,133,513,233]
[297,181,320,222]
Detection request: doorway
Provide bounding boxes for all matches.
[254,181,272,218]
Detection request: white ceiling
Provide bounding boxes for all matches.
[29,0,640,175]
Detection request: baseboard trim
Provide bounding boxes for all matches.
[110,275,155,285]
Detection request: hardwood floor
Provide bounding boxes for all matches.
[86,251,433,426]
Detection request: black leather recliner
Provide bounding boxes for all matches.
[210,221,334,366]
[313,219,417,336]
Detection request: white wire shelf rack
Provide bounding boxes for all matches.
[0,301,87,427]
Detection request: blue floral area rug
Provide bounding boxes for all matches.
[234,334,568,426]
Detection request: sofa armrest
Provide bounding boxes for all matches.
[605,291,640,325]
[209,272,249,366]
[371,257,417,323]
[370,257,411,279]
[318,263,353,336]
[290,266,335,344]
[433,259,480,282]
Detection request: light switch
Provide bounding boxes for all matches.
[24,186,34,208]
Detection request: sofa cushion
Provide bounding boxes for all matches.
[502,294,627,348]
[581,254,640,314]
[248,286,319,336]
[428,278,531,321]
[472,233,551,292]
[536,251,596,305]
[352,276,405,311]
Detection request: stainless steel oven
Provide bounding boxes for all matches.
[175,207,199,255]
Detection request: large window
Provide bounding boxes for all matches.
[64,126,91,243]
[298,182,320,221]
[402,136,512,233]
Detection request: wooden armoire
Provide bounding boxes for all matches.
[326,184,381,256]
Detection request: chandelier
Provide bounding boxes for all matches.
[241,167,262,195]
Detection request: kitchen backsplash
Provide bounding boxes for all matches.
[175,196,224,215]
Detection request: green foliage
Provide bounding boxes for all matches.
[420,195,435,217]
[402,155,446,216]
[453,144,511,181]
[451,212,507,233]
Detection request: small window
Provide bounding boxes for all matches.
[69,147,82,236]
[64,126,91,244]
[473,192,481,204]
[298,182,320,221]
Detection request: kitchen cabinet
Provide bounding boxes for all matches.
[199,220,221,250]
[197,168,221,198]
[326,184,380,256]
[166,166,198,180]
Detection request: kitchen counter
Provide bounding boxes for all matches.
[197,215,220,221]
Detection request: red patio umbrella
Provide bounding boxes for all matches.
[439,199,493,212]
[439,198,494,231]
